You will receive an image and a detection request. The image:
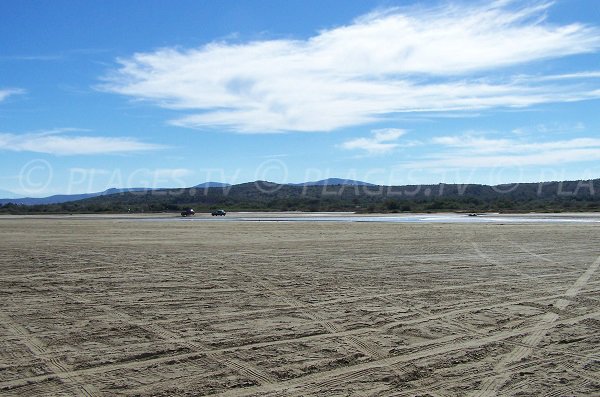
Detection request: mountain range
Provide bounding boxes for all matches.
[1,178,598,213]
[0,179,370,205]
[0,189,22,200]
[0,187,154,205]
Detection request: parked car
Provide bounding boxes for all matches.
[181,208,195,217]
[211,209,226,216]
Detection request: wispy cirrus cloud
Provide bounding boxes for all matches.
[101,1,600,133]
[512,122,585,136]
[0,130,165,155]
[532,70,600,81]
[340,128,408,155]
[0,88,25,102]
[404,133,600,168]
[431,134,600,153]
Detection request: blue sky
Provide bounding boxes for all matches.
[1,0,600,196]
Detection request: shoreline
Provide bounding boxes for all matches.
[1,211,599,224]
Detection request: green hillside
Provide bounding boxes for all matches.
[1,179,599,214]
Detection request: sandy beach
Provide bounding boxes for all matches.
[0,215,598,396]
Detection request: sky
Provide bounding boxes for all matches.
[1,0,600,196]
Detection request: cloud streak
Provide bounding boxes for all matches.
[404,134,600,169]
[0,88,24,102]
[102,1,600,133]
[340,128,407,155]
[0,130,165,155]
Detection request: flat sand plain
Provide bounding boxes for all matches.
[0,215,598,396]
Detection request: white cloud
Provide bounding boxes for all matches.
[341,128,407,155]
[101,1,600,133]
[511,122,585,136]
[0,88,24,102]
[0,130,165,155]
[432,134,600,153]
[409,148,600,169]
[404,133,600,168]
[535,70,600,81]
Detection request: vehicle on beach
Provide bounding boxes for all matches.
[212,209,226,216]
[181,208,195,217]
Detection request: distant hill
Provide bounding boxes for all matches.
[0,183,231,205]
[289,178,376,186]
[195,182,231,188]
[0,187,151,205]
[0,180,362,205]
[2,178,598,214]
[0,189,22,200]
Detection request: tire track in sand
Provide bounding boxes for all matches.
[1,307,598,394]
[207,310,600,397]
[65,293,277,386]
[470,255,600,397]
[229,263,394,365]
[0,313,102,397]
[3,279,597,393]
[392,337,597,397]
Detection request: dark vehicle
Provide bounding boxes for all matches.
[181,208,195,217]
[211,209,226,216]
